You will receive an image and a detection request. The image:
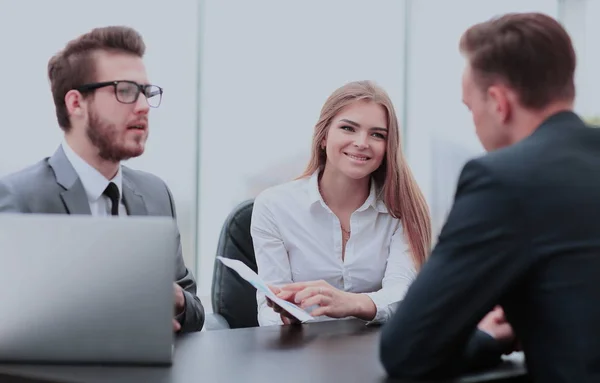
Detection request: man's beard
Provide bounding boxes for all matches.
[86,109,146,162]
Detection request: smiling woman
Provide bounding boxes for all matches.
[250,80,432,327]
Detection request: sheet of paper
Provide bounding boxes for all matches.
[216,256,314,322]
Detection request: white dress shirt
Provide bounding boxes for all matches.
[61,141,127,216]
[251,170,417,326]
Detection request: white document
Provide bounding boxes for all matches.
[216,256,314,322]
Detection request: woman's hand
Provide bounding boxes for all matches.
[266,285,300,325]
[280,280,376,320]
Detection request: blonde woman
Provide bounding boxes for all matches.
[251,81,431,326]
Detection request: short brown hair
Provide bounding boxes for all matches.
[48,26,146,131]
[459,12,576,109]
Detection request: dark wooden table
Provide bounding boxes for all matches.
[0,319,527,383]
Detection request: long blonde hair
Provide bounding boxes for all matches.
[298,81,432,269]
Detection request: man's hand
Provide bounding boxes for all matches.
[174,283,185,313]
[173,283,185,332]
[478,306,517,353]
[173,319,181,332]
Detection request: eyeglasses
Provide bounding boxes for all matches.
[75,80,163,108]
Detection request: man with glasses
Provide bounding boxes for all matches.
[0,26,205,333]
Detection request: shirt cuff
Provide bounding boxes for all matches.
[362,292,398,325]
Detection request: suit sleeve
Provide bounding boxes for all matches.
[166,185,205,333]
[379,159,533,380]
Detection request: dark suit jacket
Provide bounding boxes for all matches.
[380,111,600,382]
[0,146,205,333]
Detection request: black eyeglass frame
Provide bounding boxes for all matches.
[75,80,163,107]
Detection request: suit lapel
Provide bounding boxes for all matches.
[48,146,92,215]
[122,175,148,216]
[60,185,92,214]
[48,145,150,216]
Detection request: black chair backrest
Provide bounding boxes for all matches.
[211,199,259,328]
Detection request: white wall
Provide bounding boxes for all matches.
[580,0,600,117]
[560,0,600,118]
[2,0,592,301]
[197,0,408,294]
[0,0,200,270]
[404,0,560,236]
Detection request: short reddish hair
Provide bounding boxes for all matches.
[460,12,576,109]
[47,26,146,131]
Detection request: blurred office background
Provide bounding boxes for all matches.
[0,0,597,304]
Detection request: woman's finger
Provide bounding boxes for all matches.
[295,286,325,303]
[300,293,331,309]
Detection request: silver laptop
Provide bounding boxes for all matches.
[0,214,177,365]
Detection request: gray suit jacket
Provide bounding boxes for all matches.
[0,146,205,333]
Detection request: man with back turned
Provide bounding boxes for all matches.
[380,12,600,382]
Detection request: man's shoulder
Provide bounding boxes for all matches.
[0,158,55,193]
[467,136,546,181]
[121,166,175,210]
[452,143,540,205]
[462,127,593,199]
[121,166,169,191]
[472,113,599,178]
[472,146,523,173]
[0,158,59,212]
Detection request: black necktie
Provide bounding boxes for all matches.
[103,182,120,216]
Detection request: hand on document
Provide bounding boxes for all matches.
[266,285,302,325]
[216,257,313,323]
[277,279,365,319]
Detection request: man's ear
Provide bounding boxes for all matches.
[487,85,511,123]
[65,90,86,118]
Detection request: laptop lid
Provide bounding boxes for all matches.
[0,214,176,365]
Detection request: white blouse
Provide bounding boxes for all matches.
[251,170,417,326]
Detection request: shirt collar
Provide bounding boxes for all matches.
[306,169,388,213]
[61,140,123,203]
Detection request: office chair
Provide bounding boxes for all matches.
[205,200,259,330]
